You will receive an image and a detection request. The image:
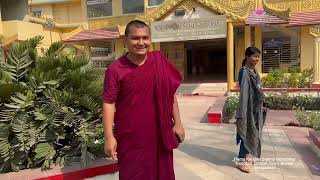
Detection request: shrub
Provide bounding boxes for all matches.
[222,94,238,122]
[261,69,285,88]
[297,68,313,88]
[261,68,313,88]
[223,93,320,121]
[0,37,104,173]
[295,108,320,130]
[265,93,320,110]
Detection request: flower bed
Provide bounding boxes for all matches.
[295,109,320,131]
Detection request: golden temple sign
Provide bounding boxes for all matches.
[150,16,227,42]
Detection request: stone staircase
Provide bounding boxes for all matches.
[177,83,227,95]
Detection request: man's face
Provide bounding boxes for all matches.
[125,26,151,56]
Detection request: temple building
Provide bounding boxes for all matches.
[26,0,320,90]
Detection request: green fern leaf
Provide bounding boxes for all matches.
[0,123,9,140]
[43,80,59,85]
[34,112,47,121]
[4,103,20,109]
[0,140,10,158]
[34,142,51,159]
[0,111,13,122]
[10,96,25,105]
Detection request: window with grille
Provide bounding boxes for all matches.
[87,0,112,18]
[32,9,43,17]
[90,42,115,68]
[148,0,164,7]
[262,27,300,73]
[122,0,144,14]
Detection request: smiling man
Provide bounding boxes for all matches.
[102,20,185,180]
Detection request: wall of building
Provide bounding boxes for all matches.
[0,3,3,37]
[300,26,314,70]
[17,21,44,40]
[88,0,153,31]
[160,42,185,77]
[77,0,320,83]
[112,0,122,16]
[30,0,80,5]
[1,0,28,21]
[41,28,63,48]
[115,39,125,58]
[0,3,2,21]
[2,21,43,41]
[53,2,83,24]
[31,1,84,24]
[89,14,136,30]
[31,4,54,18]
[80,0,88,29]
[2,21,18,38]
[28,0,85,50]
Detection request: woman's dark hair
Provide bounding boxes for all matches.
[125,20,150,37]
[242,46,261,67]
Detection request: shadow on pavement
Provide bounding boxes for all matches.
[179,143,237,168]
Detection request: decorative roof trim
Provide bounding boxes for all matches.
[138,0,254,22]
[310,25,320,38]
[262,0,290,20]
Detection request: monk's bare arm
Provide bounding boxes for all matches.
[172,95,185,142]
[102,102,118,160]
[172,95,182,126]
[102,103,116,139]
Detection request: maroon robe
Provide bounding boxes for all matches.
[103,51,182,180]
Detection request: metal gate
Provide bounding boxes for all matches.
[262,38,300,73]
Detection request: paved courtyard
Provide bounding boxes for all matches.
[88,96,320,180]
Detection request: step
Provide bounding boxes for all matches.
[84,172,119,180]
[207,96,227,124]
[177,83,228,95]
[0,158,118,180]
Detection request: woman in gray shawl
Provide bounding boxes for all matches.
[235,47,266,173]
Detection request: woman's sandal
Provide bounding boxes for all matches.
[245,154,255,164]
[237,164,250,173]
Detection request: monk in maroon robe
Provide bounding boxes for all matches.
[102,20,185,180]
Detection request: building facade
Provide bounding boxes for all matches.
[33,0,320,90]
[0,0,88,55]
[28,0,88,50]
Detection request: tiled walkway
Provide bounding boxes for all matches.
[87,96,319,180]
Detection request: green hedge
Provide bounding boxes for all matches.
[223,93,320,121]
[295,109,320,130]
[261,68,313,88]
[265,93,320,110]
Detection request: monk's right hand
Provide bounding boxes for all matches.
[104,136,118,161]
